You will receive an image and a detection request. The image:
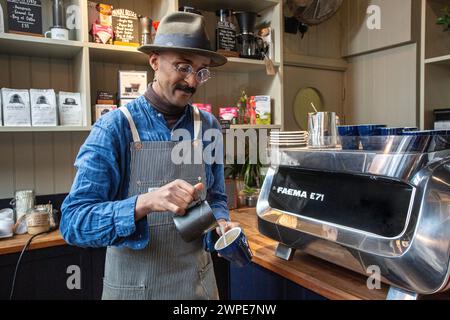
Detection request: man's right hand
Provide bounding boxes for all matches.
[135,180,204,221]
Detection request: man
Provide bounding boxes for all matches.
[60,12,237,300]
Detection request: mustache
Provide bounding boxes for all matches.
[174,84,196,95]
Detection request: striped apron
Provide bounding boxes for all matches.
[102,106,219,300]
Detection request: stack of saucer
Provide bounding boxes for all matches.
[270,131,308,148]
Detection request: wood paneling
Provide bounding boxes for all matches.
[284,8,343,59]
[0,53,89,199]
[0,132,88,199]
[424,63,450,129]
[284,66,344,131]
[344,43,418,127]
[341,0,413,57]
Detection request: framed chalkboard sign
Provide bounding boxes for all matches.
[216,20,238,57]
[112,8,139,47]
[6,0,43,36]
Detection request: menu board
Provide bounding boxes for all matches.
[216,20,237,55]
[112,8,139,47]
[6,0,42,36]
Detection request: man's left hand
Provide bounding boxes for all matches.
[216,219,239,236]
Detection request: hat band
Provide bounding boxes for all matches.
[154,33,212,51]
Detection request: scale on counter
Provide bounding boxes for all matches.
[257,135,450,300]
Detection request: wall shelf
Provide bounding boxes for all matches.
[178,0,279,13]
[217,57,280,73]
[0,33,84,59]
[87,42,147,65]
[230,124,282,130]
[284,53,348,71]
[0,126,92,133]
[425,54,450,66]
[0,0,284,198]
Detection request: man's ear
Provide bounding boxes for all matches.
[149,53,159,71]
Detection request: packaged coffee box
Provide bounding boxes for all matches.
[250,96,271,125]
[30,89,58,126]
[58,92,83,126]
[192,103,212,113]
[1,88,31,126]
[95,104,117,121]
[219,107,238,130]
[96,90,116,105]
[118,70,147,98]
[89,2,114,44]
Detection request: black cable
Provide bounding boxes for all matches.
[9,230,53,300]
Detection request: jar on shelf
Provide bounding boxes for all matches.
[26,207,50,235]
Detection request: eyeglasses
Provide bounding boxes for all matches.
[158,55,212,84]
[172,63,211,85]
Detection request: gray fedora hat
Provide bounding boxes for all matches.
[138,12,227,67]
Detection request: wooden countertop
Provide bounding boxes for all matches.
[1,210,448,300]
[0,230,66,256]
[231,208,390,300]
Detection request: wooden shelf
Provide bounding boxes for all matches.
[0,126,92,133]
[217,57,280,73]
[179,0,279,13]
[0,33,83,59]
[87,43,279,72]
[425,55,450,67]
[284,53,348,71]
[230,124,282,130]
[87,42,147,65]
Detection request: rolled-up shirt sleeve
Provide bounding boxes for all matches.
[206,118,229,222]
[60,116,148,249]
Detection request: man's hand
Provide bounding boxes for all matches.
[216,219,240,236]
[135,180,203,221]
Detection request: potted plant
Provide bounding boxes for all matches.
[239,156,263,208]
[242,186,259,207]
[437,6,450,32]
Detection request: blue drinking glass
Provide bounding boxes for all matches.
[338,125,360,150]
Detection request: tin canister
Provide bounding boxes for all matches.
[10,190,35,222]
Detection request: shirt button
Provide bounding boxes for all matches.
[157,113,162,117]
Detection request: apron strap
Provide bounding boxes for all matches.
[119,107,141,144]
[192,105,202,142]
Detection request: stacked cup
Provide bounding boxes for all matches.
[0,208,14,239]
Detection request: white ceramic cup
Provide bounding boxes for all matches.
[45,27,69,40]
[0,218,14,238]
[0,208,14,221]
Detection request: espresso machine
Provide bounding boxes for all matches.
[257,135,450,299]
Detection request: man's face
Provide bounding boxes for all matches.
[150,52,211,108]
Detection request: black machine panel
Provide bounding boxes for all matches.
[268,167,414,238]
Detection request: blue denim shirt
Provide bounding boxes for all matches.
[60,96,228,250]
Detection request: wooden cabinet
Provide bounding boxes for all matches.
[0,0,284,199]
[420,0,450,129]
[341,0,415,57]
